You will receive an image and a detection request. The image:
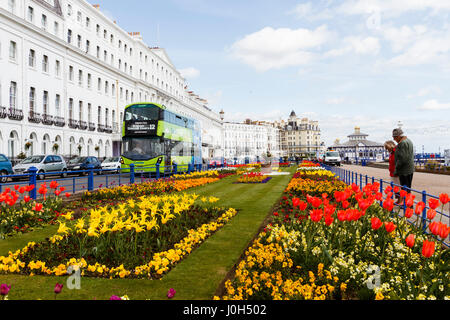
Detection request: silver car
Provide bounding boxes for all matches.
[13,155,68,180]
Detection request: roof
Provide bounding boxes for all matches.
[290,110,297,117]
[331,140,384,148]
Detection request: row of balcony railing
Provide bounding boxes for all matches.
[1,107,119,134]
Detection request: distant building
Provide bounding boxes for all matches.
[330,127,387,162]
[223,118,281,163]
[274,111,323,159]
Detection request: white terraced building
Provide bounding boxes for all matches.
[0,0,223,163]
[223,118,281,163]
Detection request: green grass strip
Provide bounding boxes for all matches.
[0,168,295,300]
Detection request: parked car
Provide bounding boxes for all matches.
[101,157,122,173]
[0,154,14,183]
[67,156,102,175]
[13,155,68,180]
[323,151,342,166]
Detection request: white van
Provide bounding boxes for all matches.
[324,151,341,166]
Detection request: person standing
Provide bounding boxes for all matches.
[392,128,415,199]
[384,140,400,201]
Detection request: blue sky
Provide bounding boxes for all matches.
[95,0,450,153]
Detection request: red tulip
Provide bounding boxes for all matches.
[342,200,350,209]
[383,198,394,212]
[415,202,426,215]
[49,181,59,189]
[292,198,301,208]
[422,240,435,258]
[384,222,396,233]
[55,190,61,196]
[371,217,383,230]
[18,187,26,194]
[438,224,449,240]
[393,186,400,194]
[428,198,440,210]
[439,193,449,205]
[65,193,71,198]
[399,190,407,198]
[24,196,31,203]
[429,222,439,236]
[273,212,279,217]
[54,283,63,294]
[404,208,414,219]
[324,215,334,226]
[427,209,437,220]
[405,234,415,248]
[33,203,43,212]
[310,209,323,222]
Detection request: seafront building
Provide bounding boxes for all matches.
[222,117,281,163]
[0,0,223,163]
[274,111,324,159]
[330,127,387,162]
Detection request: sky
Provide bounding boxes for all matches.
[94,0,450,154]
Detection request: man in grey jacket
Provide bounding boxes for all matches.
[393,128,415,202]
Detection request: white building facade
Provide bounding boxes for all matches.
[0,0,223,163]
[223,120,281,163]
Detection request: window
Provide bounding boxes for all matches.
[41,14,47,30]
[28,49,35,67]
[105,81,109,94]
[105,108,109,126]
[42,55,48,72]
[67,29,72,43]
[118,40,122,48]
[104,50,107,61]
[69,66,74,81]
[29,87,35,113]
[103,29,107,39]
[110,34,114,44]
[55,94,60,116]
[78,70,83,86]
[97,106,101,124]
[28,6,34,22]
[43,91,48,115]
[87,73,92,89]
[9,41,17,61]
[86,40,90,53]
[86,17,90,28]
[96,24,100,36]
[112,83,116,97]
[8,0,15,13]
[67,4,72,16]
[97,78,101,91]
[69,98,74,119]
[79,101,83,121]
[96,46,100,58]
[77,35,82,48]
[88,103,92,123]
[54,22,59,35]
[55,60,61,77]
[77,11,82,23]
[10,82,17,108]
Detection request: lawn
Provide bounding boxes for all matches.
[0,168,295,300]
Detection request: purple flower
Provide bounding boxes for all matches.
[110,295,122,300]
[54,283,63,294]
[0,284,11,296]
[167,288,176,299]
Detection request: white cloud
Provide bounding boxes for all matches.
[325,36,380,57]
[179,67,200,79]
[407,86,441,99]
[418,99,450,110]
[288,2,334,21]
[223,109,286,122]
[381,25,428,53]
[230,25,332,72]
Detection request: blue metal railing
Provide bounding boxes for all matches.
[321,164,450,247]
[0,162,231,201]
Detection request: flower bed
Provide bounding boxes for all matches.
[0,182,69,239]
[0,194,238,280]
[218,167,450,300]
[236,173,271,184]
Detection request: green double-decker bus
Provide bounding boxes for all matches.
[121,103,202,174]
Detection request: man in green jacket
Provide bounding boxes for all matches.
[393,128,415,202]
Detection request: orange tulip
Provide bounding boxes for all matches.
[422,240,435,258]
[371,217,383,230]
[384,222,396,233]
[405,234,415,248]
[427,209,437,220]
[439,193,449,205]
